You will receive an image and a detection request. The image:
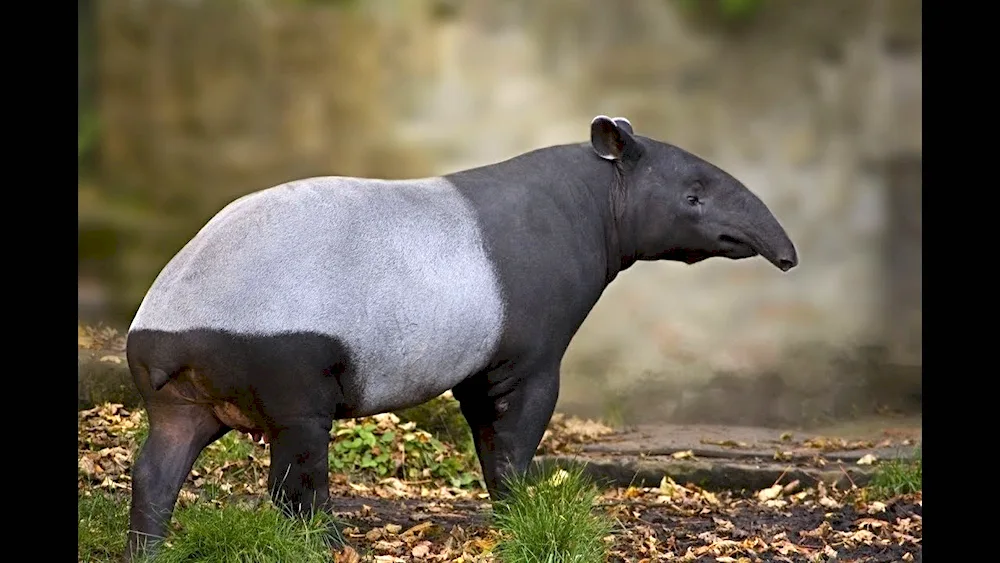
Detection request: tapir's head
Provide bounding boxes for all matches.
[590,115,798,272]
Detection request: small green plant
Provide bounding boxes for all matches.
[395,393,475,451]
[328,415,481,488]
[195,431,257,471]
[868,447,922,499]
[492,465,614,563]
[151,501,338,563]
[78,492,129,562]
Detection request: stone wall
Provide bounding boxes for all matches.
[89,0,921,425]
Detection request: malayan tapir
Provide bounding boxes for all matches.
[124,115,798,558]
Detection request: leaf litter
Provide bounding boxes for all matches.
[79,399,920,561]
[79,324,920,562]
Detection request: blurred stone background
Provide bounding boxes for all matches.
[78,0,921,428]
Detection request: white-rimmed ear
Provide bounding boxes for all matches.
[590,115,636,161]
[611,117,633,135]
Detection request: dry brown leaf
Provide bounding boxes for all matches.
[866,501,887,514]
[333,545,361,563]
[402,521,434,537]
[757,484,783,502]
[819,496,841,509]
[856,453,877,465]
[411,541,431,558]
[774,450,793,461]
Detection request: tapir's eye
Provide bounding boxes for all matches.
[686,195,701,206]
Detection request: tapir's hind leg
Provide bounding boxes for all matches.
[453,364,560,500]
[128,402,228,560]
[266,416,333,517]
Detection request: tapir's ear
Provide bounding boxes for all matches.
[590,115,638,161]
[611,117,633,135]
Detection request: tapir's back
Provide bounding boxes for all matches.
[129,176,506,414]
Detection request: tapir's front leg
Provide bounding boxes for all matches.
[266,416,333,516]
[454,363,560,499]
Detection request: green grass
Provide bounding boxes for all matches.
[868,447,922,499]
[147,501,339,563]
[492,465,614,563]
[78,492,341,563]
[79,492,130,562]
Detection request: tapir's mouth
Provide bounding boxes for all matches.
[719,234,759,258]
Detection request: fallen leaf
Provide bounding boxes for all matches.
[902,553,914,561]
[757,484,783,502]
[384,523,402,534]
[857,454,877,465]
[334,545,361,563]
[780,432,794,441]
[99,355,123,364]
[402,521,434,537]
[672,450,695,460]
[819,496,841,509]
[866,501,887,514]
[411,541,431,557]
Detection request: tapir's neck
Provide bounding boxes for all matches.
[445,144,633,312]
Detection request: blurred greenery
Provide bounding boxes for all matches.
[677,0,766,26]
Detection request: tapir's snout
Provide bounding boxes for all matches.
[733,193,798,272]
[754,227,798,272]
[776,253,797,272]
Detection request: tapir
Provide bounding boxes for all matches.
[124,115,797,558]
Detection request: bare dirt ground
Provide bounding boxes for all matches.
[327,491,921,562]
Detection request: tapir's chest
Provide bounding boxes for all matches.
[130,178,507,414]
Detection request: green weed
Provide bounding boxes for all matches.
[868,447,922,499]
[328,416,481,489]
[492,465,614,563]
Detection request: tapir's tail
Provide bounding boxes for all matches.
[148,367,172,391]
[126,330,185,394]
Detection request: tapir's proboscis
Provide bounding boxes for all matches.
[124,116,798,559]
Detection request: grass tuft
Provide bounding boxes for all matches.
[869,447,922,499]
[492,464,614,563]
[150,501,339,563]
[78,492,129,562]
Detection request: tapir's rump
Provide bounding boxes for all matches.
[128,176,506,416]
